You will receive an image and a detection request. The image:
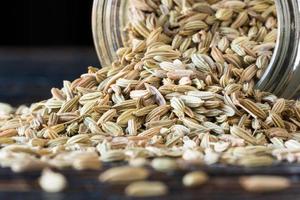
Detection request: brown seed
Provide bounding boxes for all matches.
[151,158,179,172]
[99,166,149,183]
[183,171,209,187]
[0,129,17,138]
[125,181,168,197]
[72,154,102,170]
[239,176,291,193]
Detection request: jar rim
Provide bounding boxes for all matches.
[92,0,299,99]
[92,0,129,68]
[256,0,300,99]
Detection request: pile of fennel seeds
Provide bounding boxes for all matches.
[0,0,298,176]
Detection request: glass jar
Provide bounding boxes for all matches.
[92,0,300,99]
[92,0,129,68]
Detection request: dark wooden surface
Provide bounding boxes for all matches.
[1,163,300,200]
[1,48,300,200]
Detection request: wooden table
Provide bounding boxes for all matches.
[0,48,300,200]
[1,163,300,200]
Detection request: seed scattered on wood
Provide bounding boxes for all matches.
[183,171,209,187]
[125,181,168,197]
[239,176,291,193]
[99,166,149,183]
[39,169,67,193]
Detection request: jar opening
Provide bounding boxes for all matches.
[256,0,300,99]
[93,0,299,99]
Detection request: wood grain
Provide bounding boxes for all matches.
[1,163,300,200]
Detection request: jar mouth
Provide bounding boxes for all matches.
[92,0,298,98]
[256,0,300,99]
[255,0,282,94]
[92,0,129,68]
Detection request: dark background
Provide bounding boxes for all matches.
[1,1,93,46]
[0,1,99,105]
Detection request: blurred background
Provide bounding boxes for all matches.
[0,0,99,105]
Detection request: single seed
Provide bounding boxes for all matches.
[99,166,149,183]
[125,181,168,197]
[183,171,209,187]
[39,169,67,193]
[151,158,179,172]
[239,176,291,193]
